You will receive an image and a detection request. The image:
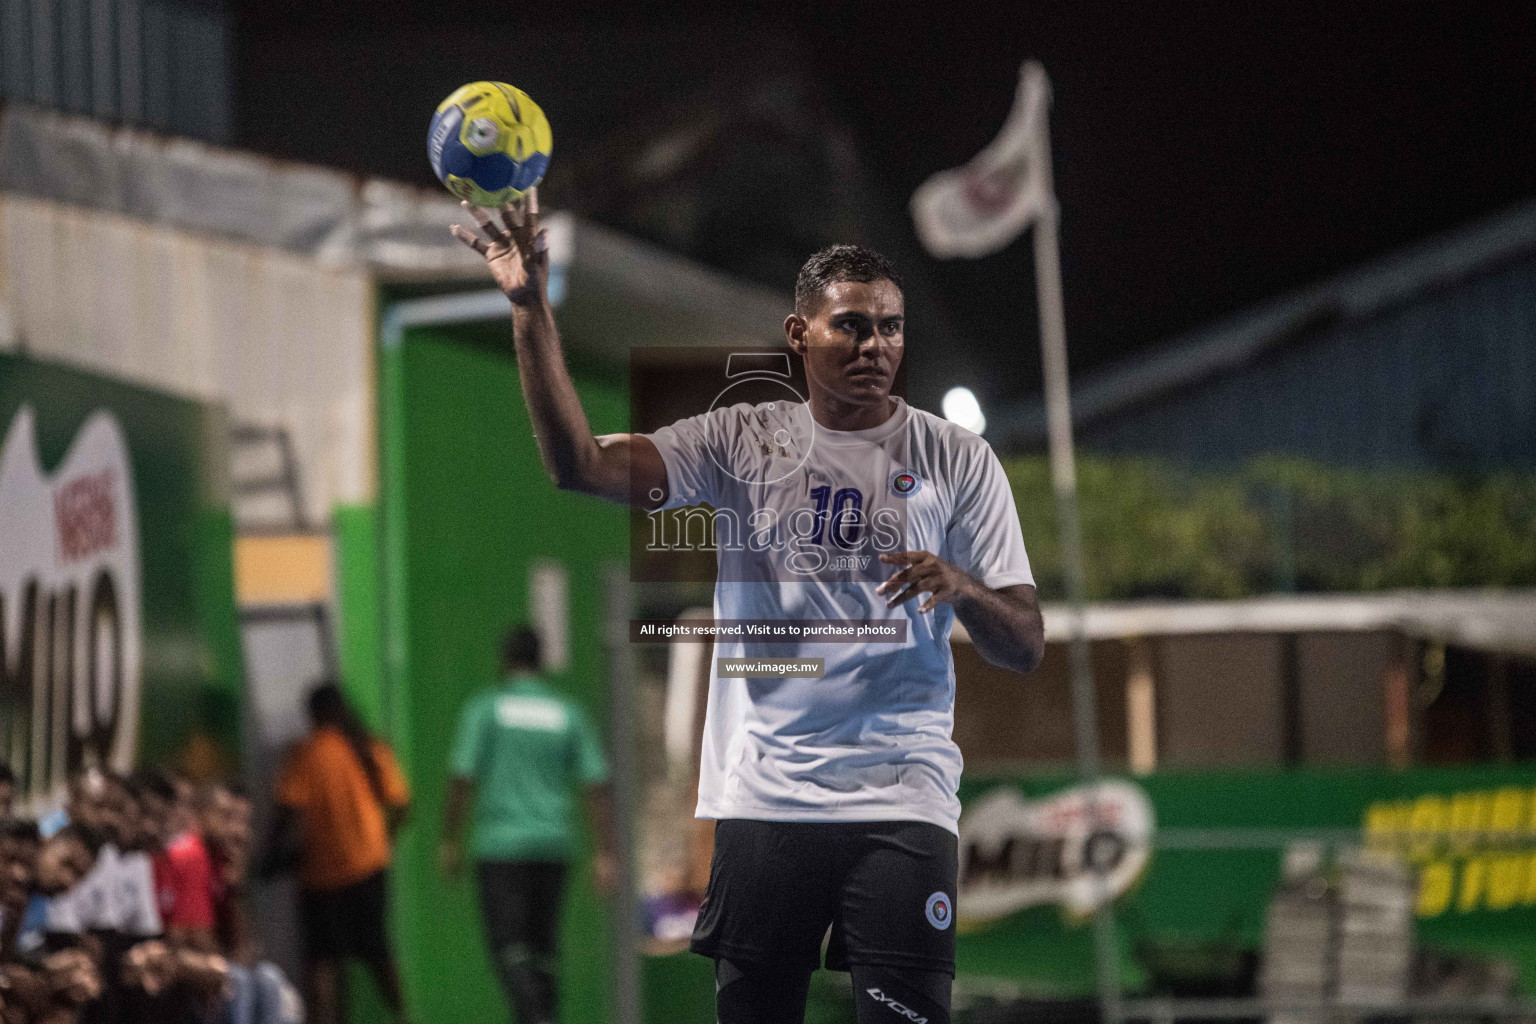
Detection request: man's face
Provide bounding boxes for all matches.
[0,837,36,907]
[35,835,93,895]
[101,781,137,848]
[228,796,253,851]
[0,962,49,1024]
[136,791,170,850]
[203,790,253,858]
[787,278,905,411]
[112,802,138,848]
[69,772,112,833]
[0,781,14,819]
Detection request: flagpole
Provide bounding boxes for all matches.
[910,59,1121,1023]
[1030,92,1123,1024]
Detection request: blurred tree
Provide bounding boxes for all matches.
[1005,455,1536,601]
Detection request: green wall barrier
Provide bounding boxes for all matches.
[333,503,384,731]
[378,329,627,1024]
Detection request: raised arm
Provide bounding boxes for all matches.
[451,190,669,508]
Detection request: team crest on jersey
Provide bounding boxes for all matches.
[924,891,952,930]
[888,470,922,498]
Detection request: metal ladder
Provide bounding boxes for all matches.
[230,423,312,534]
[228,420,338,681]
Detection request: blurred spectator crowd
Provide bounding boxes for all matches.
[0,765,300,1024]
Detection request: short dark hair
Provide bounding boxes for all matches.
[0,764,15,788]
[307,681,347,724]
[501,625,541,672]
[0,819,39,844]
[53,822,102,854]
[794,244,903,315]
[130,769,178,805]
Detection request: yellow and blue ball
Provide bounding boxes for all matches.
[428,81,552,207]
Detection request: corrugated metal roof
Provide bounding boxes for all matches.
[0,103,789,342]
[992,197,1536,447]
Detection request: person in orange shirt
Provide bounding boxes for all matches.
[272,682,411,1024]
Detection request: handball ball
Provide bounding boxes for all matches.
[428,81,552,207]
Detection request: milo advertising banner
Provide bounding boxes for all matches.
[955,766,1536,996]
[0,352,242,803]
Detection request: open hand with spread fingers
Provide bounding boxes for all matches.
[875,550,981,612]
[449,187,549,305]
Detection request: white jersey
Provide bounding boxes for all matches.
[46,843,162,935]
[645,397,1032,834]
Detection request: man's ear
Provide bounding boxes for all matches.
[784,313,808,354]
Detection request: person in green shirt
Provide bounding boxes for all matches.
[439,625,616,1024]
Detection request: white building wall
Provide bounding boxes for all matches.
[0,193,374,521]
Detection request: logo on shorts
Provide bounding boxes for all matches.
[924,891,952,930]
[889,470,922,498]
[866,988,928,1024]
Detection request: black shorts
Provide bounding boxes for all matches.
[299,870,392,963]
[475,860,568,959]
[691,819,957,975]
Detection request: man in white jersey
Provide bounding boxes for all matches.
[452,192,1044,1024]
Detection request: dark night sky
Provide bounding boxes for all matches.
[236,0,1536,410]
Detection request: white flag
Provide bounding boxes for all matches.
[911,61,1055,259]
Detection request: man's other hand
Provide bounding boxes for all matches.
[876,551,980,612]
